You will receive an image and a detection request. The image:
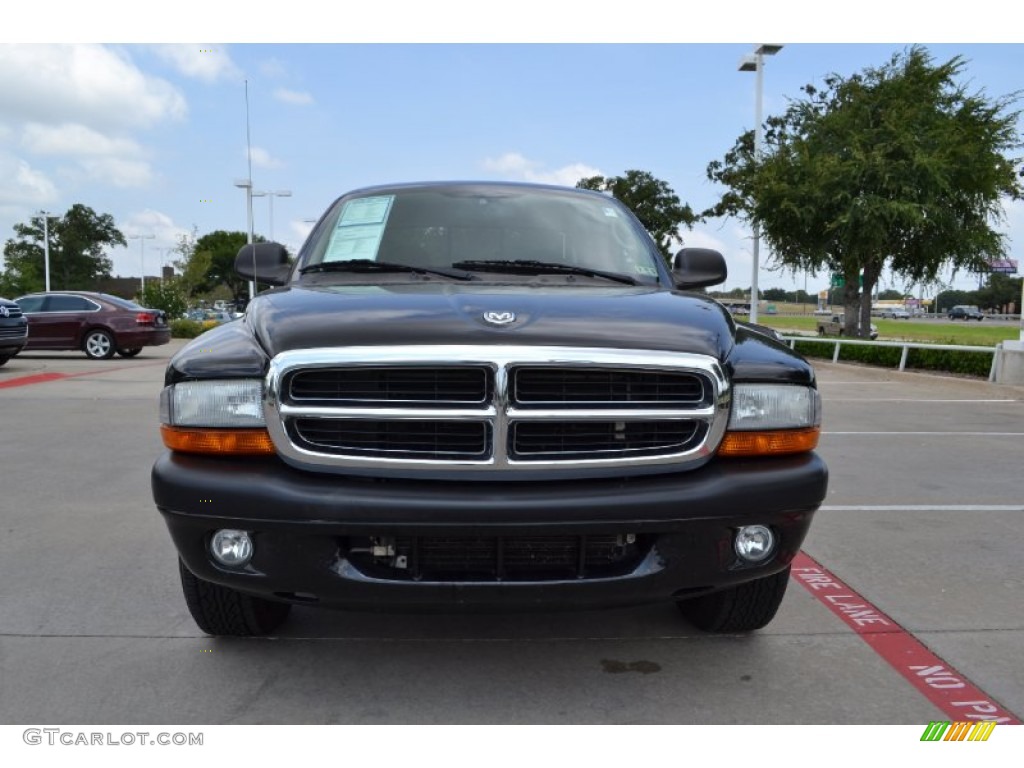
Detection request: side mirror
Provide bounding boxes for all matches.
[235,242,292,286]
[672,248,727,289]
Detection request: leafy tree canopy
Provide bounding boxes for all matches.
[577,170,697,261]
[191,230,266,303]
[705,46,1023,337]
[1,205,125,295]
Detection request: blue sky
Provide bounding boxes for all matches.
[2,5,1022,295]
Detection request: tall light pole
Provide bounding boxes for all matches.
[128,233,155,293]
[738,44,783,323]
[251,189,291,242]
[39,210,56,292]
[234,179,256,299]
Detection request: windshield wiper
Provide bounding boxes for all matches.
[450,259,639,286]
[299,259,477,281]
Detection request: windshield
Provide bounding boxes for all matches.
[301,186,663,283]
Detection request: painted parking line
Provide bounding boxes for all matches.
[822,432,1024,436]
[791,551,1021,724]
[820,505,1024,512]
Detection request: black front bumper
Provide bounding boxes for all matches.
[152,451,828,611]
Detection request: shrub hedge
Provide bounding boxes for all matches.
[169,319,205,339]
[792,339,993,378]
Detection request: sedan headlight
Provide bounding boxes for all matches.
[718,384,821,457]
[159,379,274,455]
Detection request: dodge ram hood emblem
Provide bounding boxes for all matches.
[483,311,516,326]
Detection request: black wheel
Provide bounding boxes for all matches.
[817,327,825,336]
[0,355,9,367]
[117,347,142,358]
[178,559,291,636]
[676,566,791,633]
[82,329,115,360]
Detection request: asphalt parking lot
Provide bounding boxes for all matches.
[1,341,1022,725]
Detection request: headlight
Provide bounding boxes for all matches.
[718,384,821,457]
[159,380,274,455]
[728,384,820,431]
[160,380,265,427]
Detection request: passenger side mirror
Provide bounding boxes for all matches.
[235,242,292,286]
[672,248,727,289]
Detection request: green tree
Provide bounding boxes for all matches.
[139,278,189,319]
[1,205,125,294]
[705,47,1023,338]
[976,272,1022,312]
[170,226,213,298]
[193,230,265,304]
[576,170,697,261]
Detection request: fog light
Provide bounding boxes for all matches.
[210,529,253,567]
[735,525,775,563]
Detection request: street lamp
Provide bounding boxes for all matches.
[128,233,155,293]
[251,189,292,242]
[234,179,256,299]
[738,44,783,323]
[39,210,57,292]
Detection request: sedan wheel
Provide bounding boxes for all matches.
[83,329,116,360]
[117,347,142,358]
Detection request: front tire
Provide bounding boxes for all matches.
[83,329,115,360]
[178,559,291,636]
[676,567,791,633]
[0,355,9,367]
[117,347,142,358]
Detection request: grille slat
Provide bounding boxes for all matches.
[514,368,705,406]
[511,421,701,460]
[292,418,490,459]
[289,367,489,405]
[347,534,646,581]
[0,326,28,338]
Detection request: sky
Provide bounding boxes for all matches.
[1,3,1022,298]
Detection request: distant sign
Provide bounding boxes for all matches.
[987,259,1018,274]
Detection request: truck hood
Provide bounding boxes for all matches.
[245,283,735,360]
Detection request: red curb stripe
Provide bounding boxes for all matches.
[792,551,1020,724]
[0,372,70,389]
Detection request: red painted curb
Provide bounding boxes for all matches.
[0,372,70,389]
[792,551,1020,724]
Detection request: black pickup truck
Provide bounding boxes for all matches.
[152,182,828,636]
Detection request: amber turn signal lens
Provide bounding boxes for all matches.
[717,427,820,457]
[161,425,276,455]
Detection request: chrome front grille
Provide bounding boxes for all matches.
[264,345,730,479]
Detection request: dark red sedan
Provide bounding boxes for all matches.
[15,291,171,360]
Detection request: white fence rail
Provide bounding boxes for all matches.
[781,336,1004,382]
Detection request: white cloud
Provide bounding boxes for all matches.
[150,44,241,83]
[0,152,58,206]
[481,152,602,187]
[21,123,153,188]
[79,157,154,188]
[22,123,143,158]
[249,146,284,169]
[273,88,313,105]
[0,45,186,131]
[113,209,191,276]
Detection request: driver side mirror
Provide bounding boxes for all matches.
[235,242,292,286]
[672,248,727,289]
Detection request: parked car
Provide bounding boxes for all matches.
[153,181,828,637]
[948,305,984,321]
[14,291,171,359]
[881,307,911,319]
[0,297,29,367]
[817,313,879,340]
